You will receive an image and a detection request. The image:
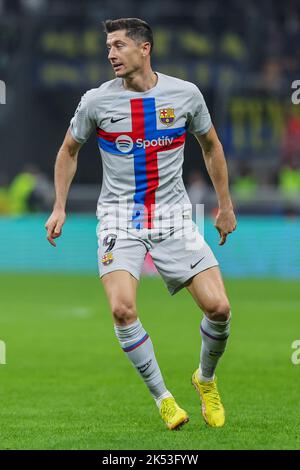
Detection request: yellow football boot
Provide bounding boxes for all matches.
[159,397,189,430]
[192,369,225,427]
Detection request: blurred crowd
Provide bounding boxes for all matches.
[1,0,300,81]
[0,0,299,214]
[1,159,299,216]
[0,165,53,215]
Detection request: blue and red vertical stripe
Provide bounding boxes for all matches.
[97,98,186,228]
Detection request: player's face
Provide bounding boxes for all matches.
[106,30,147,78]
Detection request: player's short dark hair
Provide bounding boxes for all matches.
[103,18,154,55]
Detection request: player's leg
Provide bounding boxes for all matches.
[186,266,231,381]
[101,269,139,326]
[150,223,229,427]
[186,266,230,427]
[100,270,188,430]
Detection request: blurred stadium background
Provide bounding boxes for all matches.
[0,0,300,450]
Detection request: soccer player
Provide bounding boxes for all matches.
[45,18,237,430]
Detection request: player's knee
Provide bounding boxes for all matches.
[111,301,137,325]
[204,298,231,322]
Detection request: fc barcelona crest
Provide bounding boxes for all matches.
[159,108,175,126]
[101,252,114,266]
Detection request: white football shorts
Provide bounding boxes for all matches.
[96,220,219,295]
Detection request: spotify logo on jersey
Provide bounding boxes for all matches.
[115,134,175,153]
[115,135,134,153]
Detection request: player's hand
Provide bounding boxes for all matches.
[45,209,66,247]
[214,207,237,246]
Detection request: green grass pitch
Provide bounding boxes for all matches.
[0,274,299,450]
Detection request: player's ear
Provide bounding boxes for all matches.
[141,42,151,57]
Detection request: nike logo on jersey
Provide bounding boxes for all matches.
[110,117,126,123]
[190,257,205,269]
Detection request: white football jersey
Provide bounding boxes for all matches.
[70,72,211,229]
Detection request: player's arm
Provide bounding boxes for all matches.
[45,128,82,247]
[195,125,237,245]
